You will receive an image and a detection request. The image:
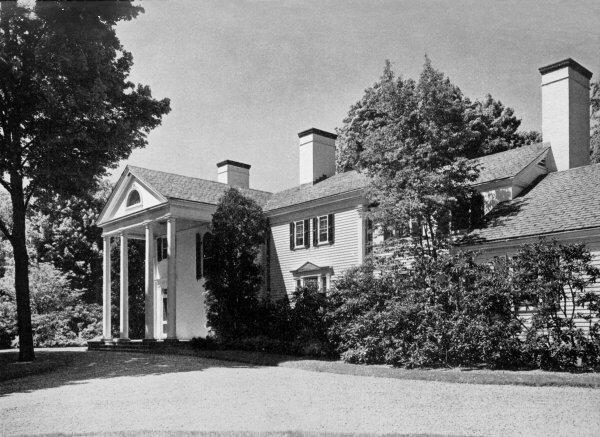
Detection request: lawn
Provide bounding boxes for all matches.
[2,346,600,388]
[0,347,76,382]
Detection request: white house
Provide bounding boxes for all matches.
[96,57,600,343]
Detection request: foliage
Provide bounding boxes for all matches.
[465,94,542,157]
[0,1,170,360]
[351,58,480,257]
[0,261,101,348]
[336,60,540,172]
[511,239,600,370]
[204,188,270,339]
[591,79,600,164]
[28,181,112,303]
[327,240,600,371]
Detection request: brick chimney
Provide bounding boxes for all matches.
[217,160,250,189]
[540,58,593,171]
[298,128,337,185]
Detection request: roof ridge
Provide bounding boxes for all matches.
[471,142,549,162]
[127,165,272,194]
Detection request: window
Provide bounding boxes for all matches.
[290,219,310,250]
[156,236,168,262]
[126,189,141,207]
[295,220,304,247]
[318,215,329,243]
[202,232,214,278]
[321,276,327,291]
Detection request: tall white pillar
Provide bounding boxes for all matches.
[166,218,178,341]
[144,223,156,341]
[119,234,129,341]
[102,235,112,342]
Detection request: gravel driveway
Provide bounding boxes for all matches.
[1,350,599,436]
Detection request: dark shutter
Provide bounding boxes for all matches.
[289,222,295,250]
[328,214,335,244]
[312,217,318,246]
[195,233,202,280]
[304,219,310,248]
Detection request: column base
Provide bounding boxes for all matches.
[102,338,114,345]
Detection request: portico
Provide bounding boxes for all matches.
[96,166,232,342]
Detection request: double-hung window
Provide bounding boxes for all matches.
[318,215,329,243]
[294,220,305,248]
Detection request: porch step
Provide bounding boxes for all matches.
[87,340,194,355]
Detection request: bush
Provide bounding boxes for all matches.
[0,262,102,347]
[512,239,600,370]
[203,188,270,340]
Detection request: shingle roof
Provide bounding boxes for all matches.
[263,170,369,211]
[470,142,550,185]
[463,163,600,243]
[127,166,272,206]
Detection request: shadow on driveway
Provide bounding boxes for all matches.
[0,348,256,397]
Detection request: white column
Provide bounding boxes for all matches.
[144,223,156,341]
[166,218,178,341]
[102,235,112,342]
[119,234,129,341]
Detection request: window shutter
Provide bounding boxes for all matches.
[195,233,202,280]
[328,214,335,244]
[312,217,318,246]
[289,222,295,250]
[304,219,310,248]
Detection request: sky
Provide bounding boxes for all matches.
[114,0,600,192]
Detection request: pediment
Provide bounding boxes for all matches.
[291,261,332,275]
[97,168,167,225]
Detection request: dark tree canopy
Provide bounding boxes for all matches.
[0,2,170,360]
[336,60,540,173]
[204,188,269,340]
[591,79,600,163]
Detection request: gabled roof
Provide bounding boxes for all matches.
[264,170,369,211]
[470,142,550,185]
[463,163,600,243]
[127,166,272,206]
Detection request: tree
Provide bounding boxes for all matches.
[204,188,269,340]
[336,61,541,172]
[591,79,600,163]
[465,94,542,157]
[0,3,170,361]
[28,181,112,303]
[351,58,479,257]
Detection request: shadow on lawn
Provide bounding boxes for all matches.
[0,348,259,397]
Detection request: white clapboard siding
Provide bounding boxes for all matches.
[269,207,362,298]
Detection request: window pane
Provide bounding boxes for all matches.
[295,221,304,246]
[319,216,328,242]
[321,276,327,291]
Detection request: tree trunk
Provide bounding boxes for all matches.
[11,181,35,362]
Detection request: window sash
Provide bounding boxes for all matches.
[318,215,329,243]
[294,220,304,247]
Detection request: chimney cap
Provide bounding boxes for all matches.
[217,159,251,169]
[539,58,593,80]
[298,127,338,140]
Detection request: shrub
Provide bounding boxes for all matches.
[204,188,269,340]
[0,262,102,347]
[511,239,600,370]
